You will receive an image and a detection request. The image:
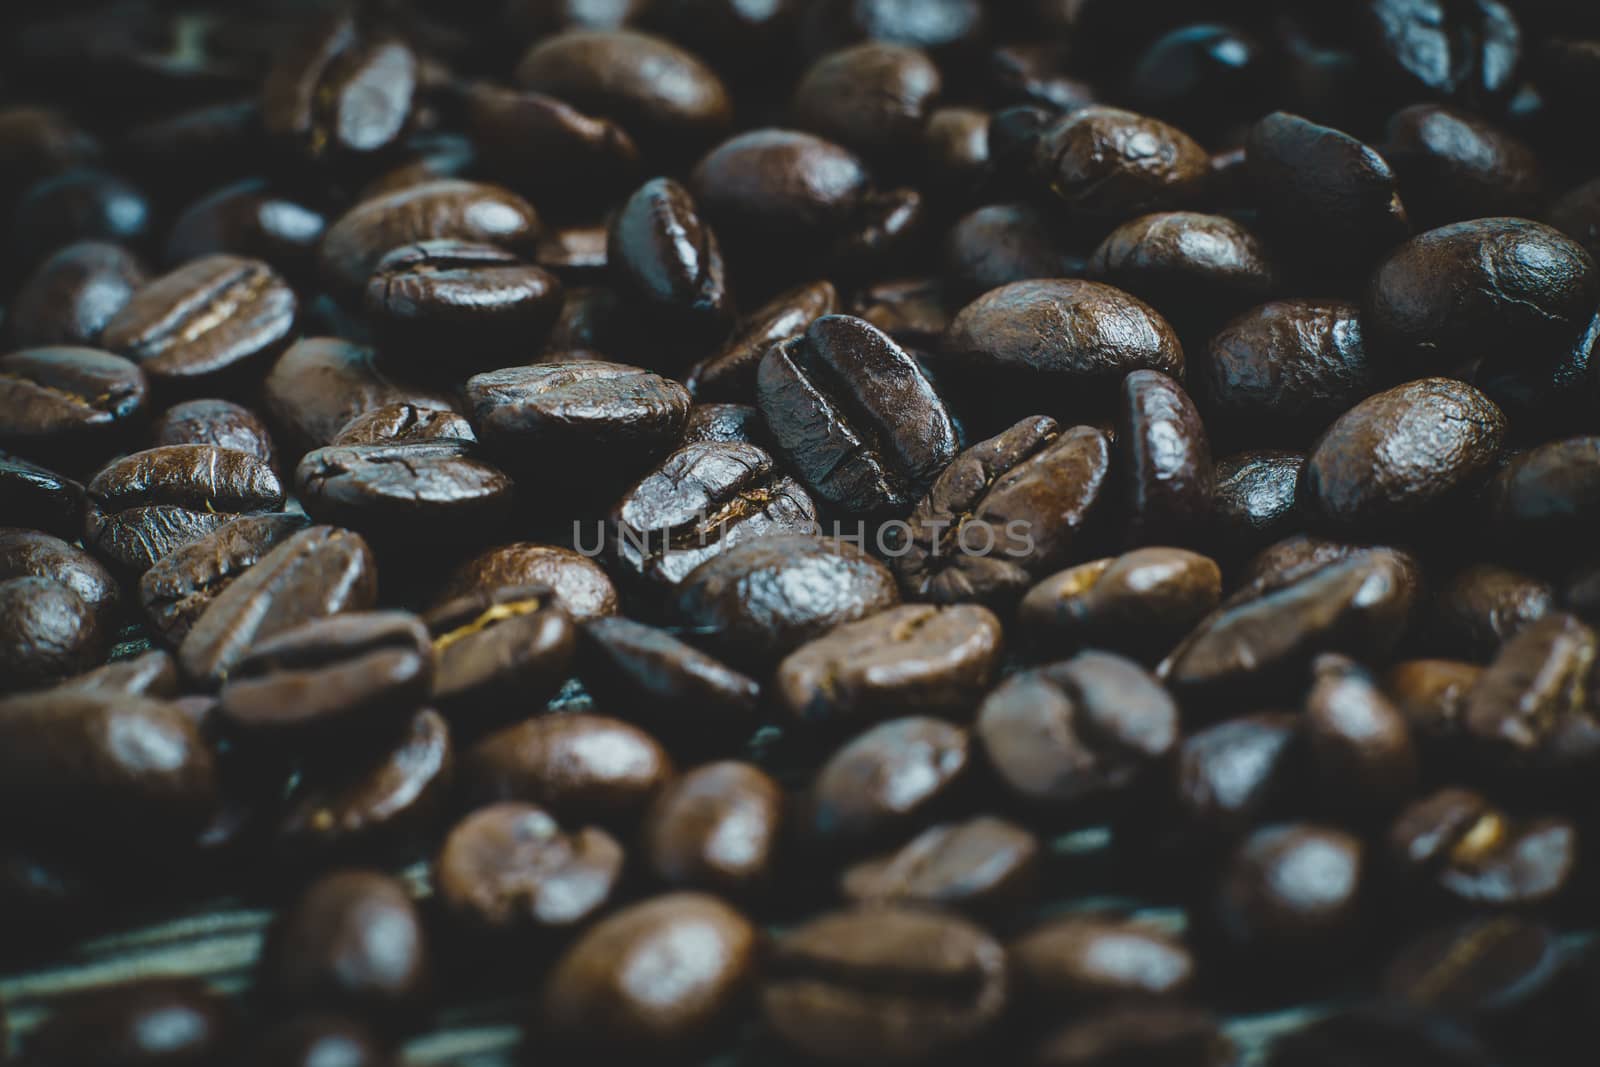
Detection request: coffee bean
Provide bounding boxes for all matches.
[1548,176,1600,263]
[923,106,990,201]
[57,648,178,698]
[151,397,276,465]
[463,713,673,827]
[331,403,475,447]
[179,525,378,688]
[0,106,101,208]
[467,85,640,209]
[1011,914,1195,1008]
[101,254,299,394]
[1125,22,1273,134]
[296,441,515,547]
[642,761,783,897]
[1171,712,1306,849]
[1119,370,1214,546]
[1481,436,1600,559]
[606,177,731,351]
[1213,823,1367,966]
[1382,104,1544,228]
[164,179,328,279]
[806,716,972,853]
[1361,0,1522,106]
[0,451,85,539]
[435,801,624,940]
[1428,563,1554,660]
[757,314,958,516]
[1304,653,1419,821]
[24,977,231,1067]
[1032,106,1209,229]
[12,168,152,272]
[0,346,148,471]
[679,403,769,447]
[363,240,563,376]
[676,534,900,668]
[687,280,837,401]
[762,907,1007,1066]
[1,526,119,618]
[1384,916,1564,1033]
[540,893,756,1058]
[1020,547,1221,660]
[892,418,1113,606]
[0,575,106,693]
[425,584,576,728]
[1389,787,1577,907]
[262,869,429,1026]
[1384,658,1483,746]
[841,815,1039,917]
[1266,1004,1496,1067]
[1031,1004,1234,1067]
[263,338,457,457]
[245,1016,395,1067]
[7,241,147,350]
[793,42,941,158]
[436,542,618,621]
[139,511,311,647]
[943,202,1084,302]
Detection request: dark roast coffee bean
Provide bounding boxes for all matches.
[1548,177,1600,263]
[1384,916,1564,1033]
[1385,658,1482,745]
[262,13,417,166]
[1087,212,1278,335]
[818,181,923,282]
[642,761,783,897]
[1266,1005,1496,1067]
[1020,548,1221,661]
[1119,370,1213,546]
[687,280,837,401]
[179,525,378,688]
[762,907,1007,1066]
[757,314,957,516]
[892,418,1113,607]
[1032,106,1209,230]
[1382,104,1543,228]
[792,42,941,158]
[7,241,147,349]
[1011,914,1195,1008]
[923,107,990,201]
[1361,0,1522,106]
[540,893,755,1058]
[1305,654,1419,821]
[679,403,769,447]
[262,870,429,1026]
[57,648,178,698]
[331,403,475,447]
[435,801,624,939]
[1031,1004,1234,1067]
[296,441,515,545]
[1389,788,1577,907]
[606,177,730,350]
[263,338,457,457]
[849,276,953,351]
[534,222,609,279]
[1124,22,1273,135]
[1214,822,1367,965]
[219,611,435,740]
[424,584,576,727]
[0,346,148,470]
[1429,563,1553,660]
[1481,436,1600,558]
[364,240,563,376]
[463,713,673,827]
[139,511,311,647]
[676,534,900,668]
[1,526,119,618]
[1172,712,1306,847]
[1231,535,1414,605]
[100,254,298,393]
[437,542,618,621]
[151,397,275,465]
[1212,450,1309,553]
[841,815,1039,917]
[1203,300,1375,446]
[24,977,231,1067]
[610,441,816,588]
[0,575,106,693]
[943,202,1083,302]
[84,444,284,574]
[807,716,972,854]
[164,179,328,279]
[277,707,453,860]
[12,168,152,272]
[245,1016,394,1067]
[467,85,639,209]
[0,451,85,539]
[319,181,542,298]
[0,106,101,208]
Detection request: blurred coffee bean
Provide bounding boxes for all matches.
[842,815,1039,917]
[140,511,311,647]
[424,584,576,730]
[1304,654,1419,822]
[0,346,149,472]
[1360,0,1522,106]
[1032,107,1210,232]
[0,451,86,540]
[1020,548,1221,661]
[1389,788,1577,908]
[642,761,783,898]
[1383,104,1544,228]
[7,241,147,350]
[806,716,972,855]
[24,978,231,1067]
[164,179,327,279]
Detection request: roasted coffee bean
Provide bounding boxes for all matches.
[164,179,328,279]
[1476,310,1600,434]
[680,403,769,447]
[1266,1004,1497,1067]
[1213,450,1307,552]
[1481,436,1600,559]
[331,403,475,447]
[777,605,1002,730]
[100,254,298,394]
[1385,658,1483,745]
[1087,212,1278,335]
[606,177,731,350]
[1032,106,1210,229]
[148,404,274,481]
[676,534,900,668]
[1429,563,1554,660]
[816,182,923,281]
[7,241,147,349]
[0,688,217,843]
[57,648,179,698]
[245,1016,395,1067]
[1305,654,1419,821]
[84,444,284,574]
[0,574,106,693]
[577,616,761,749]
[319,181,542,298]
[278,708,453,860]
[1389,788,1577,907]
[467,85,640,209]
[0,346,148,471]
[841,815,1039,917]
[1,526,119,619]
[0,451,85,539]
[1230,535,1411,605]
[1303,378,1505,536]
[807,716,972,854]
[942,202,1082,302]
[424,584,576,728]
[24,977,231,1067]
[262,870,429,1026]
[1203,300,1375,447]
[358,135,479,201]
[463,713,672,828]
[1119,370,1213,546]
[849,276,952,351]
[1169,712,1307,851]
[792,42,940,158]
[541,286,646,359]
[1011,914,1195,1008]
[1384,916,1564,1036]
[1548,177,1600,263]
[1382,104,1544,228]
[118,98,269,207]
[762,907,1007,1066]
[0,106,101,208]
[12,168,152,273]
[757,314,957,516]
[892,418,1113,607]
[687,280,836,402]
[437,542,618,621]
[363,240,563,376]
[1124,22,1273,134]
[923,106,990,201]
[296,441,515,547]
[262,12,417,167]
[219,611,434,740]
[1361,0,1522,106]
[179,525,378,688]
[1031,1004,1234,1067]
[642,761,783,897]
[540,892,756,1058]
[610,441,816,588]
[1020,548,1221,661]
[263,338,457,457]
[532,222,608,279]
[139,511,310,647]
[435,801,623,940]
[1214,823,1367,966]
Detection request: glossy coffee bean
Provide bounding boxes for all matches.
[793,42,941,158]
[1211,450,1308,554]
[1361,0,1522,106]
[777,604,1003,730]
[1389,788,1577,908]
[757,314,957,516]
[1119,370,1213,546]
[807,716,972,854]
[1011,914,1195,1008]
[100,254,298,394]
[7,241,147,349]
[245,1016,394,1067]
[849,276,951,351]
[679,403,769,447]
[467,85,640,209]
[0,346,148,471]
[436,542,618,621]
[331,403,475,447]
[1429,563,1553,660]
[463,713,673,828]
[424,584,576,728]
[1214,823,1367,965]
[687,280,836,402]
[892,418,1113,607]
[262,870,429,1026]
[1124,22,1273,134]
[263,338,457,457]
[0,574,106,693]
[606,177,731,349]
[139,511,311,647]
[163,179,328,279]
[540,893,756,1058]
[763,907,1007,1067]
[676,534,900,668]
[1087,212,1278,335]
[841,815,1039,917]
[1481,436,1600,558]
[1383,104,1543,228]
[1305,379,1505,536]
[0,527,119,619]
[1020,547,1221,661]
[1032,106,1210,229]
[178,525,379,688]
[84,444,284,574]
[642,761,783,897]
[296,441,515,546]
[12,168,152,272]
[24,977,231,1067]
[1304,654,1419,821]
[151,397,275,465]
[943,202,1082,301]
[0,451,85,539]
[436,801,623,940]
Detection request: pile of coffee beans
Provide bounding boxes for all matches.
[7,0,1600,1064]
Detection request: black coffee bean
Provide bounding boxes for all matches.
[152,397,276,464]
[687,280,837,402]
[295,441,515,547]
[139,511,311,647]
[1032,106,1210,230]
[1124,22,1274,136]
[0,451,85,539]
[263,338,457,457]
[642,761,784,898]
[1020,547,1221,661]
[679,403,769,448]
[424,584,576,729]
[7,241,147,350]
[1212,450,1308,554]
[0,346,148,471]
[842,815,1039,918]
[1382,104,1544,228]
[1119,370,1214,546]
[1361,0,1522,106]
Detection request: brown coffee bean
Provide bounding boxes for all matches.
[152,398,276,465]
[163,179,328,280]
[331,403,475,447]
[263,338,457,457]
[435,542,618,621]
[7,241,147,350]
[424,584,576,729]
[849,276,951,351]
[1212,450,1307,554]
[1428,563,1554,660]
[807,716,972,854]
[1305,654,1419,821]
[1389,788,1577,907]
[1383,915,1564,1033]
[0,574,107,694]
[295,441,516,547]
[641,761,783,897]
[139,511,311,647]
[0,346,148,471]
[24,978,231,1067]
[687,280,837,402]
[606,177,731,349]
[468,85,640,209]
[841,815,1039,917]
[1020,547,1222,660]
[1382,104,1544,228]
[1481,436,1600,559]
[1214,823,1368,965]
[1087,212,1278,334]
[245,1016,394,1067]
[1119,370,1214,546]
[0,526,119,619]
[1384,658,1483,745]
[1031,1004,1233,1067]
[943,202,1083,302]
[793,43,941,157]
[1011,914,1195,1008]
[923,106,990,201]
[1033,106,1210,228]
[56,648,178,698]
